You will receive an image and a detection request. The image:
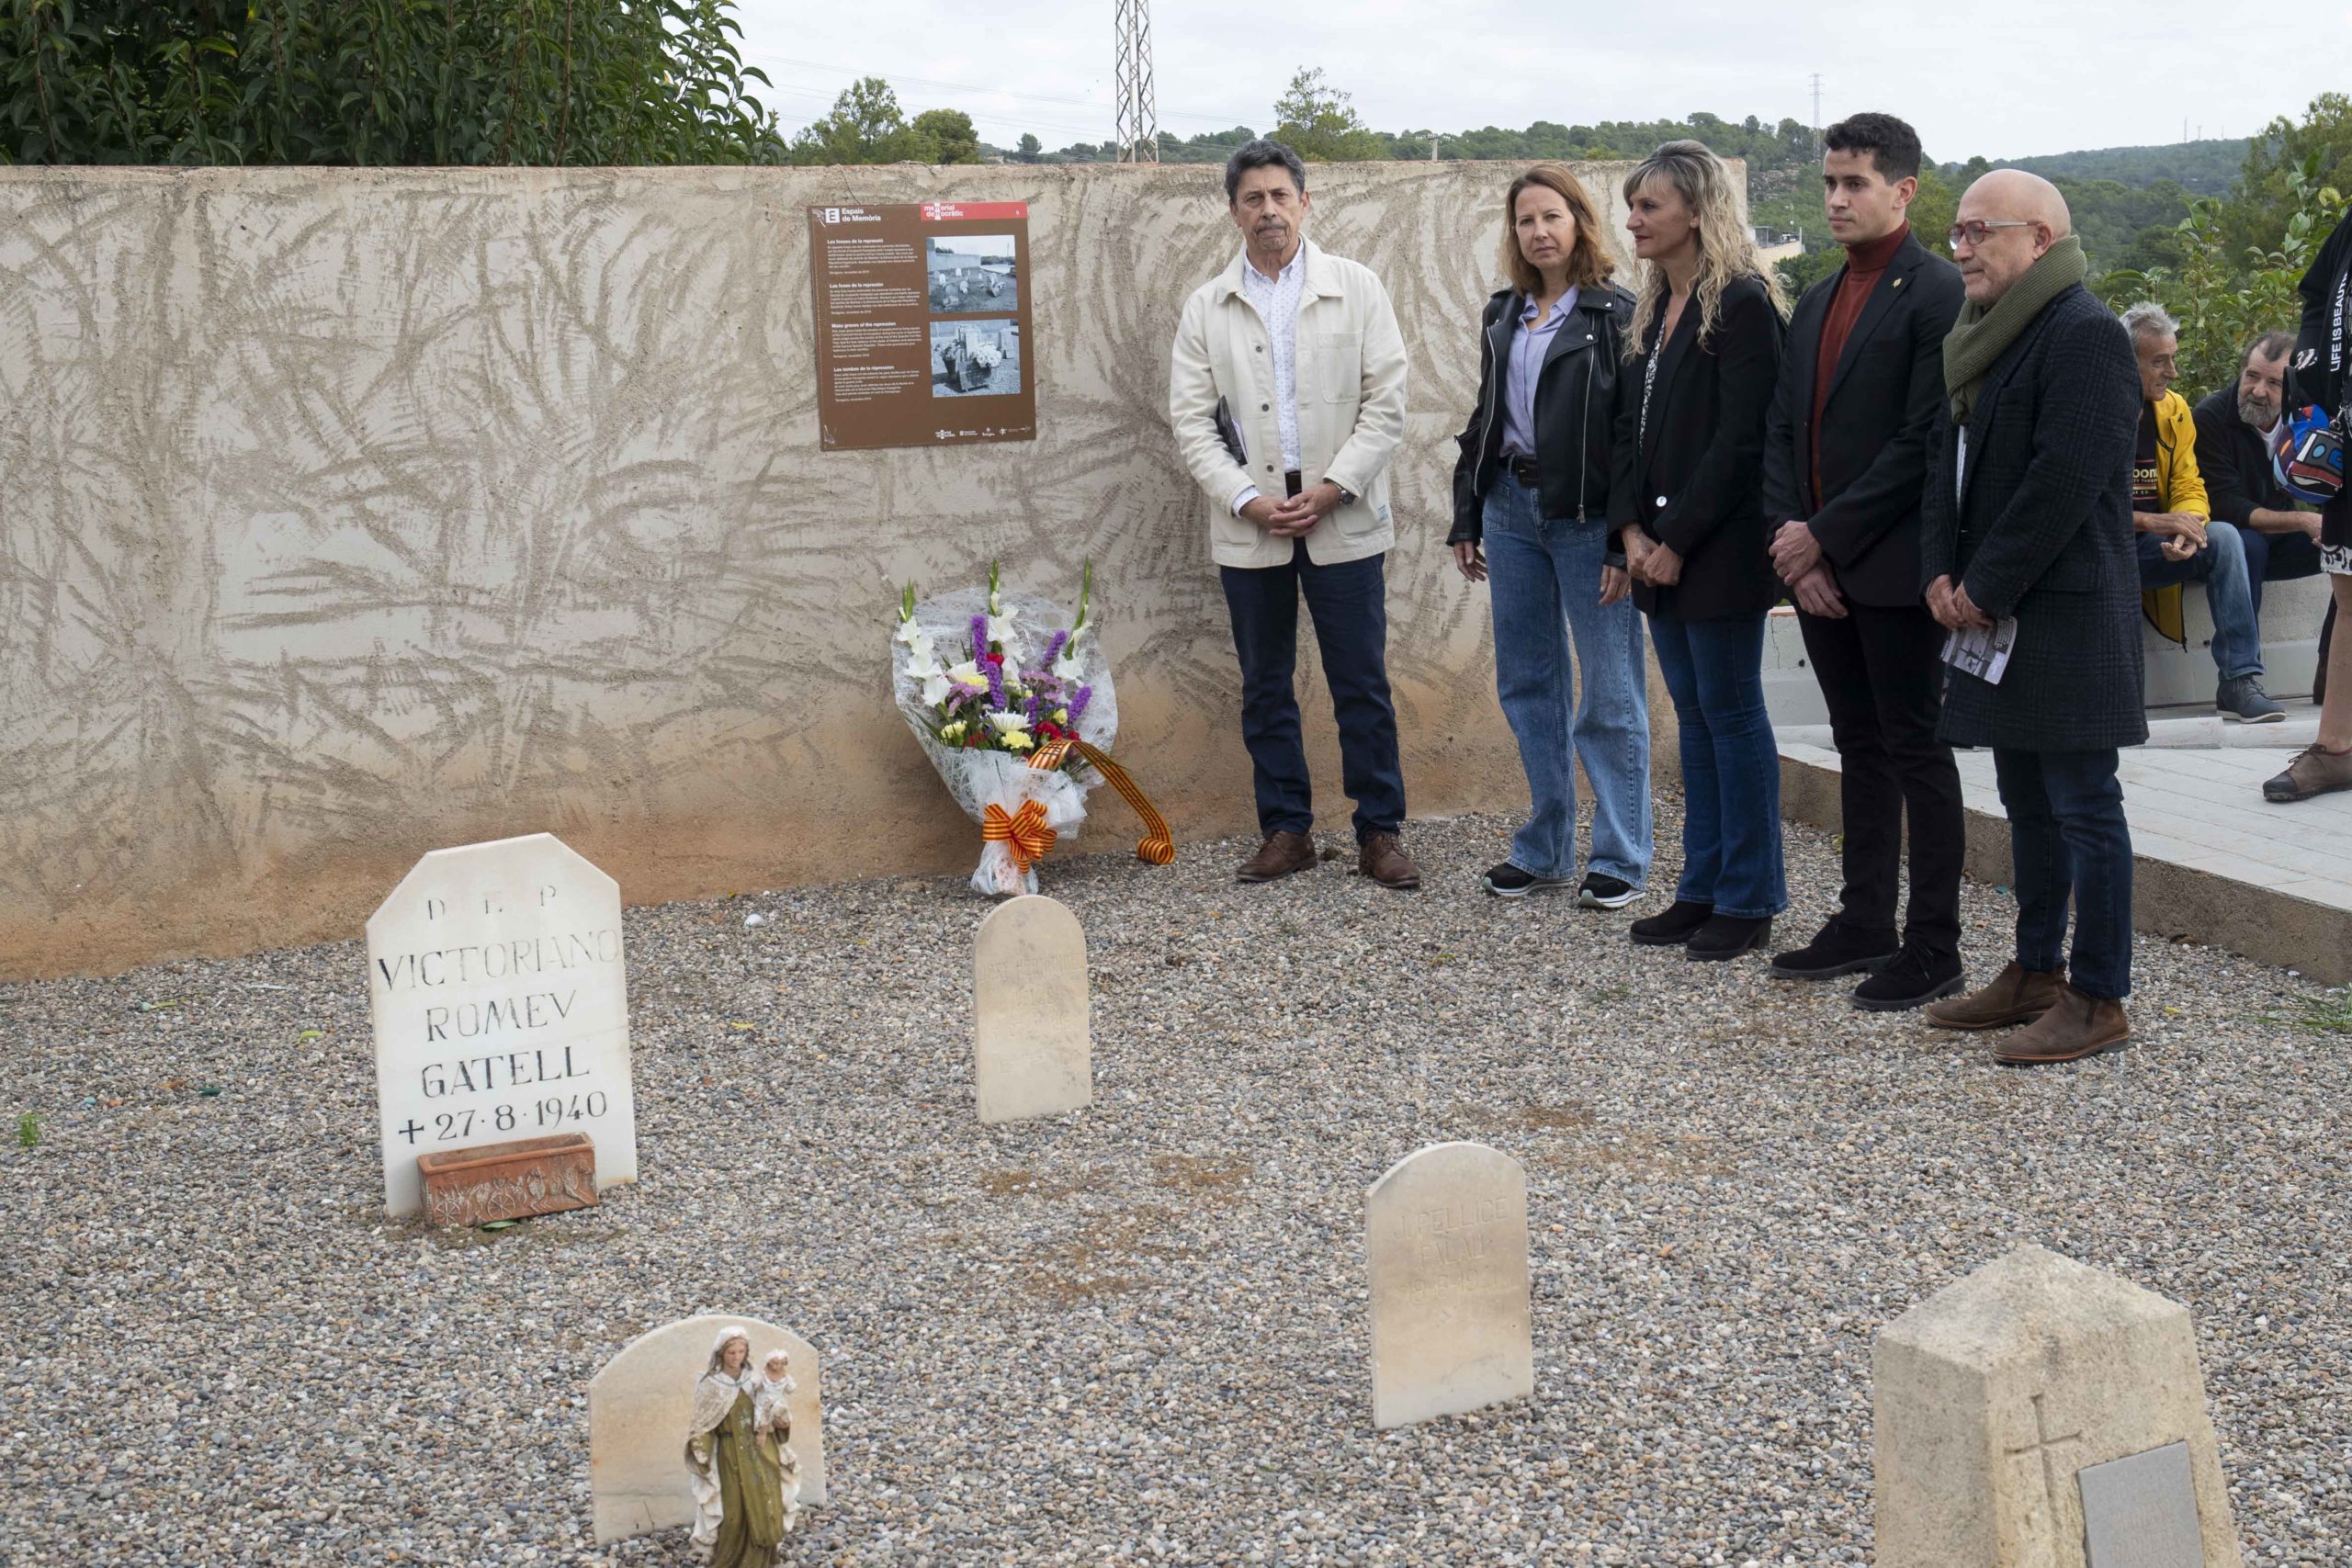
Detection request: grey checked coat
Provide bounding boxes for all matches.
[1919,281,2147,752]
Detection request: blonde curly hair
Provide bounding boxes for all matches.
[1621,140,1786,357]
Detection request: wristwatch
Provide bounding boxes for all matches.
[1335,484,1359,507]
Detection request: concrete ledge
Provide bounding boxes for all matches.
[1779,740,2352,986]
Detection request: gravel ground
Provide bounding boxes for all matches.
[2,804,2347,1566]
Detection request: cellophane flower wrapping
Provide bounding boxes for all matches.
[892,587,1120,896]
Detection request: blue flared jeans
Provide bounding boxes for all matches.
[1480,472,1652,884]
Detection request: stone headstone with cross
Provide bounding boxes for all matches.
[1364,1141,1533,1429]
[368,833,638,1217]
[972,894,1090,1124]
[1873,1244,2241,1568]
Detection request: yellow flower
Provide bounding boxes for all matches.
[1052,707,1069,725]
[1004,731,1035,751]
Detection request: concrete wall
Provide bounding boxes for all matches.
[0,161,1661,979]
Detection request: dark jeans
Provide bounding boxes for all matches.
[1647,610,1786,919]
[1219,541,1406,841]
[2240,525,2324,625]
[1990,747,2133,1000]
[1797,602,1965,958]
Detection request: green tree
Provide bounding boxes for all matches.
[787,75,922,165]
[2096,152,2347,397]
[910,107,980,165]
[1013,132,1042,163]
[1270,67,1385,163]
[2228,93,2352,256]
[0,0,784,165]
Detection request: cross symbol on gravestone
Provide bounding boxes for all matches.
[396,1120,424,1144]
[2006,1392,2086,1524]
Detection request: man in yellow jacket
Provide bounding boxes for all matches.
[2124,301,2286,721]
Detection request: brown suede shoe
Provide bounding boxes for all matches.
[1920,961,2064,1030]
[2264,742,2352,803]
[1236,829,1317,884]
[1995,984,2130,1066]
[1357,831,1421,890]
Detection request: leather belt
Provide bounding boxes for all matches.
[1507,454,1540,486]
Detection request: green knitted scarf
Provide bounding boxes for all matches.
[1942,235,2087,426]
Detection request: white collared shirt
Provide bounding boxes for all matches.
[1230,245,1306,513]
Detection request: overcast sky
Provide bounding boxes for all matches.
[731,0,2326,164]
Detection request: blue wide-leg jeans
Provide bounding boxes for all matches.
[1480,472,1651,884]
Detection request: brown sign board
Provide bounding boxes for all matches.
[808,200,1037,450]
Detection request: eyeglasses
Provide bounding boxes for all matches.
[1947,220,2039,250]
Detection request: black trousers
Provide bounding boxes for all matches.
[1797,600,1965,957]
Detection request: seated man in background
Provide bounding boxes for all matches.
[2123,301,2285,722]
[2191,330,2333,700]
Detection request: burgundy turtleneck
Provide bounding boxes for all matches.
[1811,220,1910,501]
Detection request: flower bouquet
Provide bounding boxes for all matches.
[893,563,1172,897]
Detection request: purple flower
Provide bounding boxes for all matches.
[1069,683,1092,725]
[985,659,1005,707]
[1043,628,1070,668]
[970,614,990,660]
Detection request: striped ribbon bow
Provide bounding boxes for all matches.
[1027,738,1176,866]
[981,799,1057,871]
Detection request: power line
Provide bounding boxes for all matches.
[742,51,1255,128]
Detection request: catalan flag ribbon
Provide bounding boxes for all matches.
[980,799,1057,872]
[1028,738,1176,866]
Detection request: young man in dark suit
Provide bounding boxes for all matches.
[1919,170,2145,1065]
[1760,113,1970,1010]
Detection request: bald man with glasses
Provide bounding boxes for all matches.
[1918,171,2145,1066]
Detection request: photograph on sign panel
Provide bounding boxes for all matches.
[931,320,1022,398]
[927,235,1021,315]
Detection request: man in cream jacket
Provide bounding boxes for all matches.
[1168,139,1418,889]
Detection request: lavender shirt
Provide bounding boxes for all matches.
[1500,288,1579,459]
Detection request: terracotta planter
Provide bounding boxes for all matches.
[416,1133,597,1227]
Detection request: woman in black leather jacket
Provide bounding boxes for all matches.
[1450,163,1650,908]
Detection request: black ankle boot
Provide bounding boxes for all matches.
[1688,913,1772,962]
[1630,900,1713,946]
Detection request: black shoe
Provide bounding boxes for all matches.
[1576,872,1639,909]
[1688,913,1772,962]
[1631,900,1713,946]
[1770,916,1898,981]
[1851,942,1966,1011]
[1483,862,1574,898]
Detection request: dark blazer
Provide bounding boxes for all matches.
[1607,272,1785,620]
[1449,284,1635,543]
[1759,233,1965,607]
[1919,281,2146,752]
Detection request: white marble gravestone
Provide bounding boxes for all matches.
[1874,1244,2241,1568]
[972,894,1090,1124]
[1365,1141,1533,1429]
[368,832,638,1217]
[589,1314,826,1545]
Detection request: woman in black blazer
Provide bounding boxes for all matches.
[1609,141,1789,960]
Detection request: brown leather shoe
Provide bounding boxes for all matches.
[1921,961,2064,1031]
[1357,831,1421,890]
[2264,742,2352,802]
[1236,829,1317,884]
[1995,984,2130,1066]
